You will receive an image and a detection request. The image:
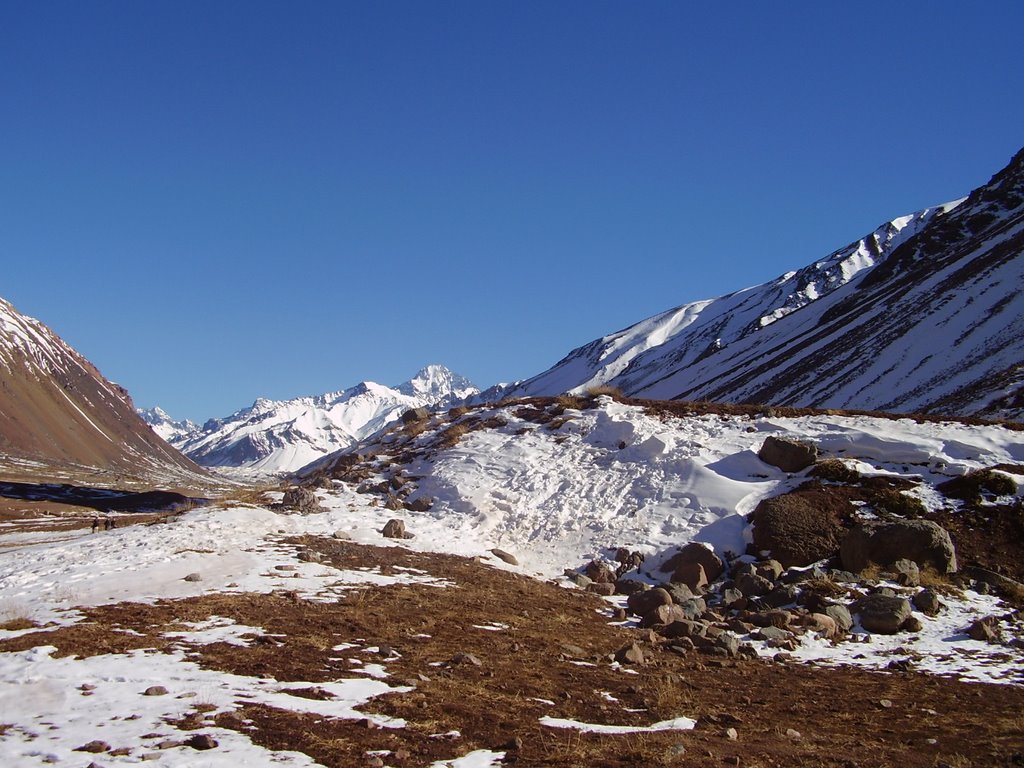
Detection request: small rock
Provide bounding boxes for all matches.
[586,582,616,596]
[143,686,169,696]
[183,573,203,582]
[723,727,739,740]
[878,699,893,709]
[382,518,411,539]
[786,728,802,740]
[902,616,924,632]
[451,652,483,666]
[332,529,351,540]
[490,548,519,566]
[187,737,221,753]
[913,589,943,616]
[614,642,645,665]
[74,741,111,753]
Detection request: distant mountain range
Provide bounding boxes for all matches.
[4,149,1020,482]
[505,148,1024,421]
[0,297,205,482]
[154,365,478,473]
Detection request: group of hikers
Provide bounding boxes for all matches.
[90,515,118,532]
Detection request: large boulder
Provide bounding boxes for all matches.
[281,486,326,514]
[660,543,725,583]
[749,485,852,567]
[853,594,912,635]
[839,519,957,574]
[758,436,818,473]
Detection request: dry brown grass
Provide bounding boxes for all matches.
[4,537,1023,766]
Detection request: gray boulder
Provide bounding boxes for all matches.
[854,594,912,635]
[382,518,414,539]
[758,436,818,473]
[840,520,957,574]
[282,486,326,514]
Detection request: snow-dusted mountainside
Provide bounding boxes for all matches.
[139,406,199,444]
[514,149,1024,420]
[0,297,206,481]
[175,364,477,473]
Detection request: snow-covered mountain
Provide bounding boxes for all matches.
[139,406,199,444]
[0,296,206,481]
[512,148,1024,420]
[174,364,478,473]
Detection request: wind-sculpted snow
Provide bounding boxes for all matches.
[175,364,478,473]
[514,149,1024,420]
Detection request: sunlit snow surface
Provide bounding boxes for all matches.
[1,399,1023,764]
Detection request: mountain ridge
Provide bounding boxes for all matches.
[509,148,1024,420]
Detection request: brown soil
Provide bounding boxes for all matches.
[3,537,1022,767]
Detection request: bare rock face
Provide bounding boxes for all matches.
[758,436,818,473]
[840,519,957,574]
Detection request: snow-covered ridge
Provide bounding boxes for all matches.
[172,364,478,473]
[513,148,1024,420]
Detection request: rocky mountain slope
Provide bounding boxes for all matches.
[0,296,206,482]
[173,365,477,473]
[512,148,1024,420]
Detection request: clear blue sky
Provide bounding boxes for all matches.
[2,2,1022,422]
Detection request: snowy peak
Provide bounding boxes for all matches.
[176,366,479,473]
[396,364,478,402]
[138,406,200,444]
[515,148,1024,420]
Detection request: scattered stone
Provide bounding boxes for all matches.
[583,560,617,584]
[614,578,648,596]
[74,741,111,753]
[913,589,943,617]
[627,587,672,617]
[786,728,802,740]
[185,734,218,751]
[854,594,912,635]
[143,686,169,696]
[737,573,773,598]
[671,561,708,593]
[281,486,326,514]
[489,548,519,566]
[401,407,431,424]
[840,519,957,574]
[756,559,785,581]
[878,699,893,709]
[720,587,745,609]
[586,582,616,596]
[332,530,352,540]
[451,652,483,666]
[966,617,1003,644]
[382,518,413,539]
[808,613,840,640]
[614,642,645,665]
[723,726,739,741]
[758,435,818,472]
[404,496,433,512]
[893,558,921,587]
[297,550,321,563]
[183,572,202,582]
[665,582,697,604]
[824,604,854,633]
[902,616,924,633]
[662,542,726,582]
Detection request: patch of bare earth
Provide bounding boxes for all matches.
[2,538,1023,767]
